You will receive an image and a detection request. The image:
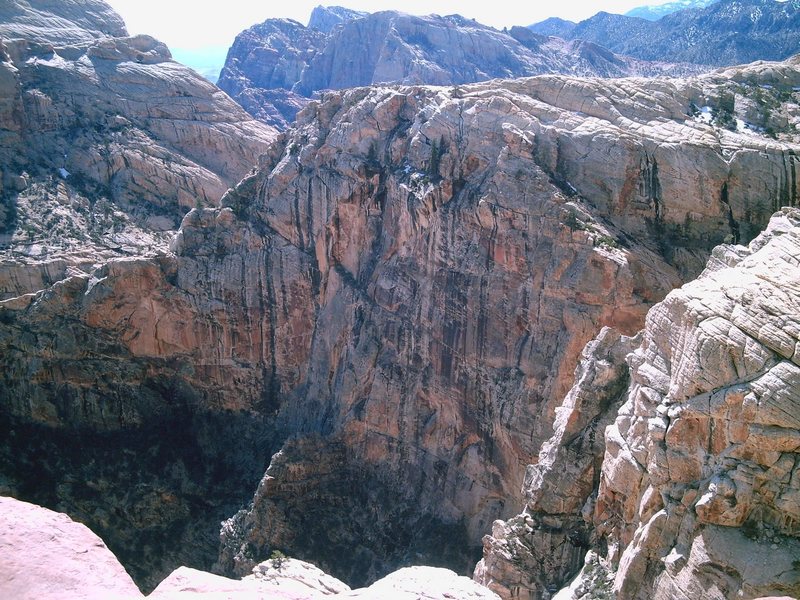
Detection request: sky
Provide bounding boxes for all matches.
[103,0,667,51]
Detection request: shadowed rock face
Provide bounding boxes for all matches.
[0,0,278,592]
[2,4,800,592]
[217,10,704,129]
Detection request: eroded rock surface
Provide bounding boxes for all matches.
[0,0,276,300]
[217,9,703,129]
[596,206,800,599]
[2,30,800,595]
[479,208,800,599]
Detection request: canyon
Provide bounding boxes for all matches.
[0,1,799,599]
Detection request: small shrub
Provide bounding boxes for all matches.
[270,549,287,570]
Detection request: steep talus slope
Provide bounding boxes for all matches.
[476,207,800,599]
[0,0,276,301]
[531,0,800,67]
[217,10,702,129]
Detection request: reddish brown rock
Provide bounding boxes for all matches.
[1,33,799,595]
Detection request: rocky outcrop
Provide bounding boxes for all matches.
[2,21,800,594]
[595,206,800,599]
[308,6,368,34]
[0,496,496,600]
[217,9,702,129]
[0,495,143,600]
[474,328,637,598]
[531,0,800,67]
[0,0,276,300]
[477,207,800,599]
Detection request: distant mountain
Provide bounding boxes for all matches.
[530,0,800,66]
[527,16,577,38]
[308,5,368,32]
[171,46,228,83]
[219,8,703,129]
[625,0,716,20]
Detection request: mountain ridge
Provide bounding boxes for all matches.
[217,8,704,129]
[530,0,800,66]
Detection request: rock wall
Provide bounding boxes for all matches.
[217,10,703,129]
[2,11,800,591]
[477,208,800,599]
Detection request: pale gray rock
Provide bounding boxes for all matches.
[0,495,143,600]
[0,0,127,46]
[218,10,703,129]
[594,207,800,599]
[340,566,500,600]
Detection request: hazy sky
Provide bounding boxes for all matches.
[103,0,665,50]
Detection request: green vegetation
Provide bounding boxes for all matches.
[269,549,287,570]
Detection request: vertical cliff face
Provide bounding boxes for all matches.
[2,15,800,591]
[476,208,800,599]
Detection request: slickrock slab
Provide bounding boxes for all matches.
[0,495,143,600]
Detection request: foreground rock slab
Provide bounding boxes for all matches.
[0,495,143,600]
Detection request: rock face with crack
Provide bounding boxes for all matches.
[217,9,704,129]
[476,208,800,599]
[2,6,800,592]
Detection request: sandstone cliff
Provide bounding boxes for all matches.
[217,9,703,129]
[476,207,800,599]
[0,0,278,591]
[2,7,800,592]
[0,0,276,301]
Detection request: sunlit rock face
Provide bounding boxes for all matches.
[1,3,799,592]
[476,208,800,600]
[217,8,704,129]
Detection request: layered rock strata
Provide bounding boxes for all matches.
[477,208,800,599]
[0,0,276,300]
[2,24,800,593]
[217,9,703,129]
